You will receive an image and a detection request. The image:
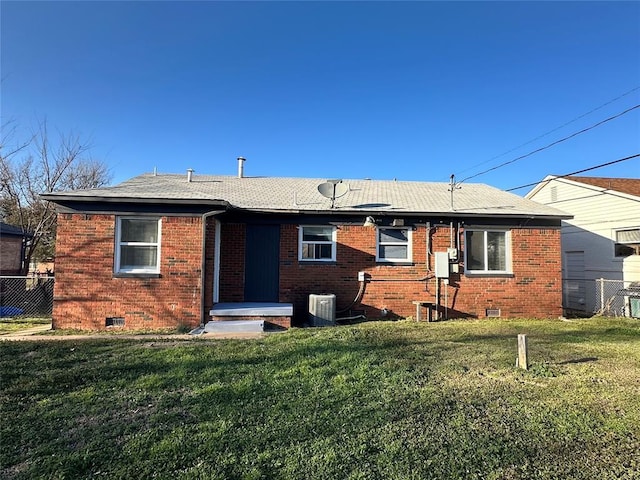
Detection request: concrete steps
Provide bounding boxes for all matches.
[203,319,265,334]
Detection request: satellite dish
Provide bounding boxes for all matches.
[317,180,349,208]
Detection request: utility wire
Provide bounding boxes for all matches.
[453,86,640,179]
[505,153,640,192]
[457,104,640,185]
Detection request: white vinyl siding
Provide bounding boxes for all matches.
[115,217,161,274]
[527,178,640,284]
[564,251,586,310]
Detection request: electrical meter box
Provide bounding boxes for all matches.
[434,252,450,278]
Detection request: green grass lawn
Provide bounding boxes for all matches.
[1,318,639,479]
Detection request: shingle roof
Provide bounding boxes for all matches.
[0,222,31,237]
[42,173,570,218]
[565,176,640,198]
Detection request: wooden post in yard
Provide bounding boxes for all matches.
[517,334,528,370]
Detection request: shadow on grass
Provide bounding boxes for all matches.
[557,356,598,365]
[3,318,639,399]
[2,319,639,480]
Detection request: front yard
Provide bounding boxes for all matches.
[1,317,638,479]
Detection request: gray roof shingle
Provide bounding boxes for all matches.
[42,173,570,218]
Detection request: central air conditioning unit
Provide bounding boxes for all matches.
[308,294,336,327]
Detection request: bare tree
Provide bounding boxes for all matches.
[0,119,111,274]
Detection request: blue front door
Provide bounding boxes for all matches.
[244,224,280,302]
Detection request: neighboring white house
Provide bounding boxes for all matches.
[526,176,640,317]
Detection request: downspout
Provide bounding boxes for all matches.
[450,221,454,249]
[435,276,440,320]
[426,222,431,273]
[446,221,454,320]
[425,222,432,298]
[20,235,29,275]
[201,211,225,327]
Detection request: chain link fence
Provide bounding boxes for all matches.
[594,278,639,318]
[0,276,54,318]
[563,278,640,318]
[3,275,634,320]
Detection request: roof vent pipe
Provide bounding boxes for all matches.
[187,168,194,182]
[237,157,246,178]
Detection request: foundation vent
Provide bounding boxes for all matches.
[485,308,501,318]
[106,317,125,327]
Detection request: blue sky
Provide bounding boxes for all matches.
[2,1,639,193]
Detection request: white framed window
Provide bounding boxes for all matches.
[376,227,412,263]
[115,217,161,274]
[615,228,640,257]
[299,225,336,261]
[464,229,511,274]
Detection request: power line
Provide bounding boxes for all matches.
[457,104,640,185]
[453,86,640,179]
[505,153,640,192]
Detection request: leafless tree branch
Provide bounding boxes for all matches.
[1,118,111,273]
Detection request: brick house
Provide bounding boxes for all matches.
[42,165,570,330]
[0,222,31,276]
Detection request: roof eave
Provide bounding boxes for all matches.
[525,175,558,199]
[40,194,230,208]
[233,206,572,220]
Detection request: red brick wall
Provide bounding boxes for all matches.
[52,213,206,330]
[279,224,432,323]
[54,215,562,330]
[219,223,246,302]
[220,222,562,324]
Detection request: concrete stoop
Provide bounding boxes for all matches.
[200,319,265,334]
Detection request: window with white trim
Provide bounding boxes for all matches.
[299,226,336,261]
[464,229,511,274]
[615,228,640,257]
[115,217,161,274]
[376,227,412,263]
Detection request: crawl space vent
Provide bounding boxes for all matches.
[106,317,125,327]
[485,309,501,318]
